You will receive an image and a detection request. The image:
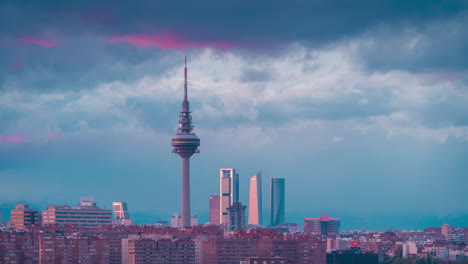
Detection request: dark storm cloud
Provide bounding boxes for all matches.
[0,36,180,92]
[1,0,466,45]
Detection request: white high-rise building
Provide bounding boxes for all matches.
[248,172,262,225]
[219,168,238,225]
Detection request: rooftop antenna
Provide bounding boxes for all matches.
[184,56,188,101]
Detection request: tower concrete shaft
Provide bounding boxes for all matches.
[171,57,200,228]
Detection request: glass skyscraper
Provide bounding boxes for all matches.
[270,178,285,227]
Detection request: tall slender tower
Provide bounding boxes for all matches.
[270,178,285,227]
[172,57,200,227]
[219,168,238,224]
[248,172,262,225]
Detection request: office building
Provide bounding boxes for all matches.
[112,202,132,225]
[270,178,285,226]
[248,172,262,225]
[304,214,341,235]
[171,57,201,228]
[219,168,238,224]
[209,195,220,225]
[227,202,246,230]
[10,204,40,229]
[42,197,112,227]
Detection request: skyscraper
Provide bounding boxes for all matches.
[171,57,200,228]
[248,172,262,225]
[209,195,220,225]
[270,178,285,227]
[112,202,130,219]
[112,202,132,225]
[219,168,238,224]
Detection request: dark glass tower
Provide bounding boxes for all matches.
[270,178,285,227]
[171,57,200,227]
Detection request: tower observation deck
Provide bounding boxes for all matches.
[171,57,200,227]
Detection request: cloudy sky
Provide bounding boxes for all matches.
[1,0,467,230]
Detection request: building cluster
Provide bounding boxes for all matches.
[3,213,465,264]
[331,224,468,262]
[205,169,286,231]
[0,224,329,264]
[5,197,131,230]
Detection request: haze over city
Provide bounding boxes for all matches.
[1,0,467,231]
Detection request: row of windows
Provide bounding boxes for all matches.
[45,212,111,215]
[55,216,111,219]
[53,220,111,223]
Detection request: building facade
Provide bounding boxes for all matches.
[209,195,220,225]
[171,214,198,228]
[219,168,238,225]
[10,204,40,229]
[112,201,132,225]
[270,178,285,227]
[442,223,453,240]
[122,238,195,264]
[227,202,246,230]
[304,214,341,235]
[42,198,112,227]
[248,172,262,226]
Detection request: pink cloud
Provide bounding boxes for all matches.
[17,37,58,48]
[107,33,242,50]
[47,131,61,139]
[0,135,28,143]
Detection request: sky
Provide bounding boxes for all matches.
[0,0,467,230]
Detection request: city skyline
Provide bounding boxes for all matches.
[1,1,467,230]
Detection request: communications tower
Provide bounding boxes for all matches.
[171,57,200,227]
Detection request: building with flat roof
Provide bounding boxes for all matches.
[227,202,246,230]
[442,223,452,240]
[171,213,198,228]
[122,237,195,264]
[10,204,40,229]
[42,197,112,227]
[209,195,220,225]
[304,214,341,235]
